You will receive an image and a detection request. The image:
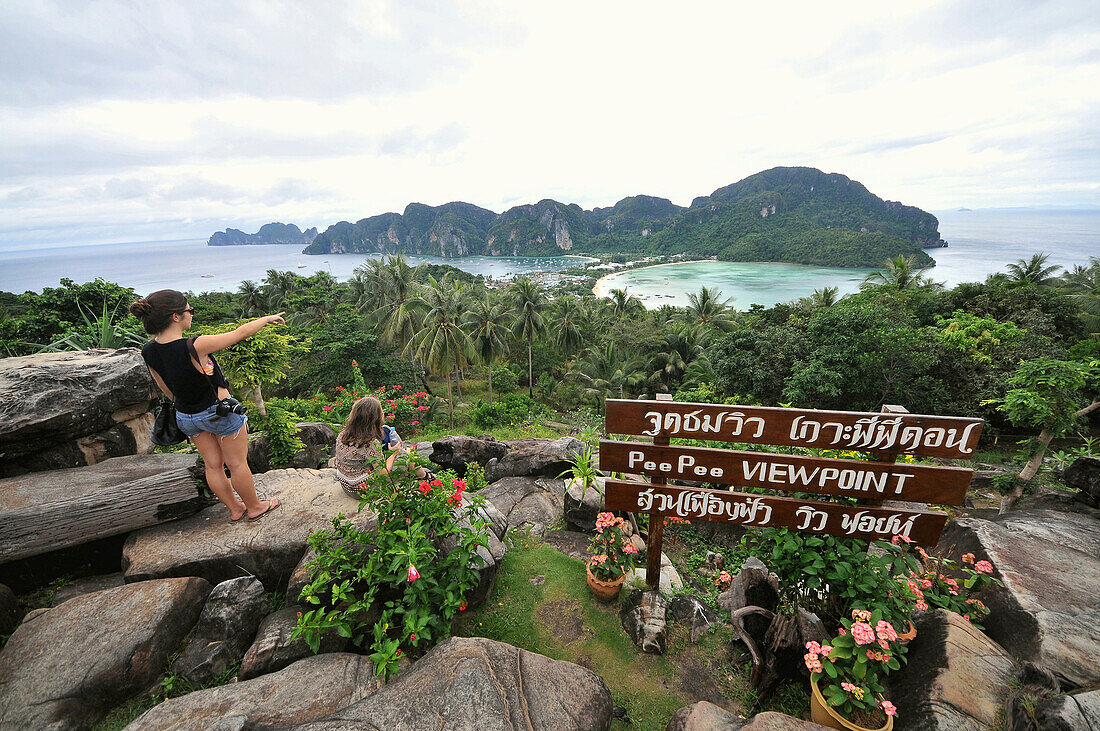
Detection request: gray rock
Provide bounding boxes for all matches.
[125,653,387,730]
[248,422,336,473]
[0,348,159,475]
[666,700,746,730]
[1,453,205,563]
[238,606,347,681]
[741,713,831,730]
[543,529,591,561]
[172,576,269,686]
[429,435,508,476]
[123,468,363,591]
[53,573,125,605]
[621,589,670,654]
[485,436,585,483]
[480,475,565,535]
[886,608,1020,730]
[0,582,17,634]
[1035,688,1100,730]
[280,636,613,730]
[623,552,683,593]
[440,505,507,611]
[564,476,607,532]
[1064,455,1100,508]
[0,577,211,730]
[669,594,720,643]
[941,513,1100,688]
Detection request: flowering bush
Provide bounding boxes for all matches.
[807,608,905,721]
[883,537,1002,629]
[292,451,489,679]
[586,512,639,581]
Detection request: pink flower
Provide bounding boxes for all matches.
[411,420,419,425]
[417,405,428,411]
[851,621,876,645]
[838,627,847,636]
[386,413,395,420]
[623,543,637,555]
[878,638,890,650]
[916,599,929,611]
[882,700,897,717]
[805,641,822,654]
[820,644,833,658]
[876,620,898,641]
[961,552,975,565]
[407,565,420,582]
[891,534,912,545]
[322,405,333,412]
[975,560,994,574]
[963,614,970,621]
[804,653,823,673]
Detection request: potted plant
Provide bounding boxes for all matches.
[585,511,639,601]
[805,608,904,731]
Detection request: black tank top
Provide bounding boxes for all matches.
[141,338,230,414]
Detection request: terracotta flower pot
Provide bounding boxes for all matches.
[586,565,625,601]
[896,620,917,645]
[810,678,893,731]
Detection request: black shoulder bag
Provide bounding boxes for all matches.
[151,398,187,446]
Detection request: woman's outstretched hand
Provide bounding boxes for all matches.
[265,312,286,326]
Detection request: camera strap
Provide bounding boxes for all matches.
[185,337,223,400]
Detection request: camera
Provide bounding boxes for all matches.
[216,397,247,417]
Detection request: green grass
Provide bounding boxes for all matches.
[453,536,809,730]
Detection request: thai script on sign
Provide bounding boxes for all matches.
[642,409,765,439]
[788,414,981,455]
[636,487,772,525]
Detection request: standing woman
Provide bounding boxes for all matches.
[131,289,285,521]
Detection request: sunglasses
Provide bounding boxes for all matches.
[180,307,195,314]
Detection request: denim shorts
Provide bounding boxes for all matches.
[176,403,248,438]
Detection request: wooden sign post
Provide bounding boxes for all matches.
[602,399,982,589]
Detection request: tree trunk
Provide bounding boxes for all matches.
[447,372,454,429]
[528,340,534,398]
[252,384,267,417]
[488,364,494,406]
[1001,397,1100,513]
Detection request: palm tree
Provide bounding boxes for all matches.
[1060,257,1100,336]
[262,269,300,307]
[573,342,649,413]
[684,286,735,330]
[608,288,644,322]
[1005,253,1062,286]
[368,255,423,349]
[650,324,707,392]
[550,296,585,361]
[507,278,548,397]
[861,255,939,291]
[463,290,510,405]
[237,280,266,317]
[406,275,474,428]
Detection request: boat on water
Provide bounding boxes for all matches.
[200,273,215,278]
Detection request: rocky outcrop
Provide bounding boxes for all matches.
[0,577,211,730]
[53,573,125,605]
[126,653,386,730]
[669,594,721,643]
[1065,455,1100,508]
[564,476,607,532]
[239,606,347,680]
[480,475,566,536]
[666,700,746,730]
[208,222,318,246]
[0,453,205,563]
[0,348,159,476]
[886,608,1020,730]
[429,435,508,476]
[1035,688,1100,730]
[171,576,269,686]
[122,468,361,591]
[940,511,1100,688]
[247,422,336,473]
[485,436,585,483]
[280,637,613,730]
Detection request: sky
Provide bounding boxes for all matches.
[0,0,1097,248]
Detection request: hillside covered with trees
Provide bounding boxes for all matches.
[298,167,941,267]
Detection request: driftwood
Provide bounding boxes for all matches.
[731,604,830,714]
[0,454,204,563]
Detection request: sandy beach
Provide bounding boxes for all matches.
[591,259,712,298]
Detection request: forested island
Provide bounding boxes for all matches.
[208,222,318,247]
[213,168,943,268]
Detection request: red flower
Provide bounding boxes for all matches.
[387,413,395,420]
[395,385,402,389]
[431,479,442,487]
[410,633,417,641]
[407,565,420,582]
[395,649,402,657]
[351,359,359,368]
[459,602,467,611]
[448,491,462,505]
[418,481,431,495]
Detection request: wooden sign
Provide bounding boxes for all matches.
[604,480,949,545]
[599,440,972,505]
[604,399,983,459]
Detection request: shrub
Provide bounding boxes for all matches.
[470,394,546,430]
[262,405,306,467]
[491,365,518,393]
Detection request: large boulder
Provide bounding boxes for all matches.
[171,576,269,686]
[238,606,347,680]
[666,700,746,730]
[1064,455,1100,508]
[886,608,1020,729]
[247,422,337,474]
[122,468,361,591]
[0,453,205,563]
[0,348,159,476]
[480,475,566,536]
[126,653,387,730]
[429,435,508,476]
[280,636,613,730]
[564,476,607,532]
[669,594,721,644]
[485,436,585,483]
[0,577,211,730]
[53,573,126,605]
[1035,688,1100,730]
[940,510,1100,688]
[0,582,17,634]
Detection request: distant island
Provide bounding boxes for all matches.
[208,222,318,247]
[212,167,947,268]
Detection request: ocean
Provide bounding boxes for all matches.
[0,209,1095,305]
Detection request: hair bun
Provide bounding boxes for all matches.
[129,299,152,317]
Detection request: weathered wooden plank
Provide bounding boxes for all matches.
[604,399,983,459]
[599,440,972,506]
[0,454,204,563]
[604,479,948,545]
